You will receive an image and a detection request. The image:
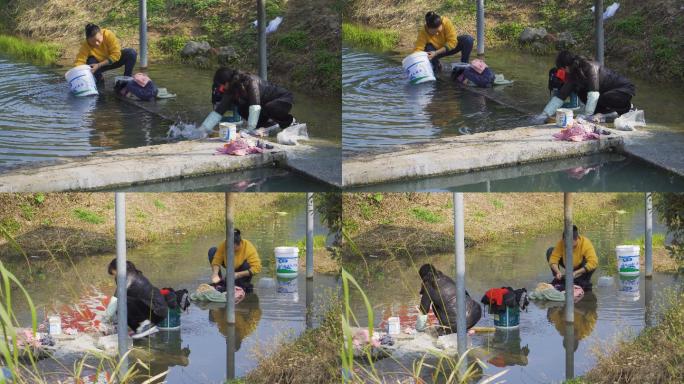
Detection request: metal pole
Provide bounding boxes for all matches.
[644,277,653,328]
[453,193,467,357]
[594,0,604,65]
[645,193,653,278]
[306,278,314,329]
[257,0,267,80]
[564,321,575,380]
[226,323,236,380]
[225,193,235,324]
[306,193,314,279]
[564,193,574,323]
[139,0,148,68]
[114,193,129,378]
[476,0,485,56]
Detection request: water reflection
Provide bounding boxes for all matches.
[546,292,599,351]
[485,328,530,368]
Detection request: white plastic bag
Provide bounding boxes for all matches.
[614,109,646,131]
[277,123,309,145]
[167,122,207,139]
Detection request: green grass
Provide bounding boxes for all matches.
[19,204,35,221]
[292,234,328,251]
[410,207,444,224]
[73,208,104,225]
[613,14,645,36]
[155,35,191,55]
[153,199,166,210]
[0,34,61,65]
[492,21,525,42]
[277,29,308,50]
[342,23,399,51]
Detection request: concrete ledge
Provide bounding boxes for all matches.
[621,130,684,177]
[343,125,636,187]
[0,140,285,192]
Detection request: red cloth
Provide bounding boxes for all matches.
[215,139,264,156]
[553,120,600,142]
[484,287,509,306]
[556,68,566,82]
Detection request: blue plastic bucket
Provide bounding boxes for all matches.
[158,307,181,330]
[493,306,520,328]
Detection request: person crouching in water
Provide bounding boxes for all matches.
[107,259,168,339]
[208,229,262,293]
[74,24,137,86]
[198,68,296,135]
[418,263,481,334]
[414,11,475,72]
[535,50,635,124]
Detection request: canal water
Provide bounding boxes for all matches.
[0,55,340,172]
[342,47,684,157]
[344,202,683,383]
[8,199,339,382]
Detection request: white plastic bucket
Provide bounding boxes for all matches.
[616,245,640,276]
[402,52,436,85]
[65,65,98,96]
[556,108,573,128]
[219,122,237,142]
[617,275,640,301]
[276,277,299,302]
[275,246,299,278]
[387,317,400,335]
[48,315,61,335]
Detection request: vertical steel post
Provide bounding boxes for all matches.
[476,0,485,56]
[645,193,653,278]
[139,0,148,68]
[306,193,314,279]
[595,0,604,65]
[564,322,575,379]
[257,0,267,79]
[226,323,236,380]
[453,193,467,357]
[306,278,314,329]
[115,193,128,378]
[564,193,574,323]
[225,193,235,324]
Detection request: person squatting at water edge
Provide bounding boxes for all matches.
[105,259,168,339]
[418,264,482,335]
[534,50,636,124]
[197,67,297,136]
[208,229,262,293]
[74,24,137,86]
[546,225,598,291]
[414,11,475,73]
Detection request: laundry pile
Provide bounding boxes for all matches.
[553,119,601,142]
[528,282,584,302]
[38,288,113,335]
[215,138,265,156]
[189,283,246,303]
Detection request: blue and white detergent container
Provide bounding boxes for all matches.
[492,307,520,328]
[402,51,436,85]
[616,245,640,276]
[277,277,299,303]
[275,246,299,278]
[617,275,640,302]
[65,65,98,96]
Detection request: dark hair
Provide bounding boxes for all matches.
[562,225,579,240]
[419,263,443,289]
[107,259,139,275]
[85,23,101,39]
[555,50,592,82]
[213,67,250,98]
[425,11,442,29]
[234,228,242,245]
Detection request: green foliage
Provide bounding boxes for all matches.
[293,234,328,250]
[652,35,678,63]
[342,23,399,51]
[410,207,443,223]
[153,199,166,210]
[266,0,286,19]
[314,49,341,81]
[146,0,166,14]
[19,204,35,221]
[654,193,684,263]
[613,14,645,36]
[34,193,45,205]
[73,208,104,224]
[359,202,374,220]
[277,30,308,50]
[493,22,525,42]
[0,218,21,235]
[156,35,190,54]
[0,35,61,66]
[371,193,383,204]
[491,198,505,210]
[314,193,342,245]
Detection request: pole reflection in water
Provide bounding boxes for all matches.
[306,278,314,329]
[226,323,236,380]
[645,277,654,328]
[564,321,575,380]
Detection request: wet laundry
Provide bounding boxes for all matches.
[189,283,246,304]
[552,120,601,142]
[529,282,584,302]
[215,138,265,156]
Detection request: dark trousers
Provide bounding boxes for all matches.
[127,297,164,331]
[208,246,254,293]
[86,48,137,81]
[546,247,594,290]
[595,89,633,115]
[237,98,294,128]
[425,34,475,70]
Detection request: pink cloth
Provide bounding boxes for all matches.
[553,120,600,142]
[470,58,488,74]
[215,138,264,156]
[133,73,150,87]
[573,285,584,302]
[235,286,246,304]
[352,329,381,348]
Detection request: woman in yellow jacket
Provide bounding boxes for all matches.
[74,24,137,85]
[414,11,474,72]
[208,229,262,293]
[546,225,599,290]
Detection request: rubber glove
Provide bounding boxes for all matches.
[531,113,549,125]
[247,105,261,130]
[198,111,223,134]
[542,96,565,118]
[104,296,117,322]
[583,91,600,117]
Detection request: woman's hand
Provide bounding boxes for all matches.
[89,63,100,73]
[426,51,436,60]
[211,274,221,284]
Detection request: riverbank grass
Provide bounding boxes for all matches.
[0,35,60,65]
[342,23,399,51]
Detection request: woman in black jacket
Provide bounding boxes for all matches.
[418,264,481,334]
[108,259,168,339]
[198,67,295,134]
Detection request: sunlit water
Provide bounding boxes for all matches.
[0,56,340,172]
[9,202,339,382]
[345,204,683,383]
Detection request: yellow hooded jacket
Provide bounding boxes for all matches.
[549,235,598,272]
[74,29,122,66]
[414,16,458,52]
[211,239,262,275]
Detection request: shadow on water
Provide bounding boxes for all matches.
[0,56,340,172]
[7,201,339,382]
[344,205,683,383]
